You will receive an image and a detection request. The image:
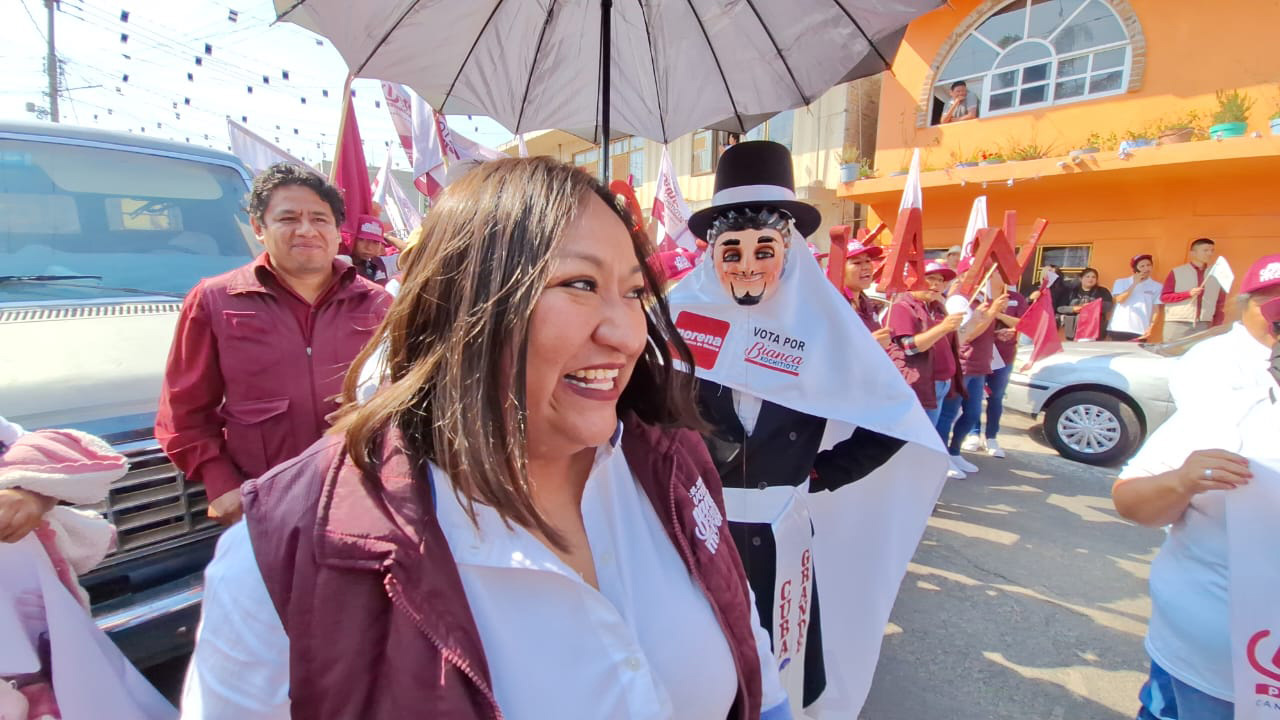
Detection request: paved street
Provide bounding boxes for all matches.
[861,411,1164,720]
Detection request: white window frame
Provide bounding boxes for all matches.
[934,0,1133,124]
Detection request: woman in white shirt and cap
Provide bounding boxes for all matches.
[1112,254,1280,720]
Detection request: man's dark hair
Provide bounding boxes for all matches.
[706,206,792,244]
[950,81,968,91]
[248,163,345,226]
[1190,237,1215,251]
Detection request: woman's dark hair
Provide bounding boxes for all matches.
[248,162,346,225]
[706,206,792,244]
[335,157,700,548]
[1080,267,1100,283]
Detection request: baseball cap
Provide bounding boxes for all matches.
[923,260,957,282]
[1241,254,1280,295]
[846,241,883,260]
[355,214,384,243]
[650,248,697,284]
[1130,253,1153,270]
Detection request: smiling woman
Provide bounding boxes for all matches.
[177,157,793,720]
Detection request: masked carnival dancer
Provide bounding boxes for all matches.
[666,141,950,718]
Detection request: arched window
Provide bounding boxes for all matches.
[930,0,1132,124]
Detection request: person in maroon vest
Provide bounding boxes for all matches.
[155,163,391,526]
[177,158,786,720]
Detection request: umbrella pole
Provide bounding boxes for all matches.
[600,0,612,182]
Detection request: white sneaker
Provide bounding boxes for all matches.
[946,464,968,480]
[961,434,985,453]
[985,438,1006,458]
[952,455,979,473]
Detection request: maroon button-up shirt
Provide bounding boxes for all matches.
[156,253,391,501]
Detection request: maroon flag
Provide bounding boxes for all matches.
[1074,298,1103,341]
[331,88,373,245]
[1016,289,1063,371]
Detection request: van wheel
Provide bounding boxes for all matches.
[1043,390,1141,466]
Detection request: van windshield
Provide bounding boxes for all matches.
[0,137,259,304]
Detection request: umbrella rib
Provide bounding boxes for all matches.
[635,0,667,142]
[443,0,508,114]
[353,0,426,77]
[831,0,892,70]
[516,0,557,133]
[683,0,745,133]
[273,0,306,24]
[742,0,808,106]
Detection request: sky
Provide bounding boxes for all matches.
[2,0,516,170]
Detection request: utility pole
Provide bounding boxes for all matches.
[46,0,59,123]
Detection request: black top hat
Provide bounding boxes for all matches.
[687,140,821,240]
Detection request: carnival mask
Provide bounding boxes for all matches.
[713,228,787,306]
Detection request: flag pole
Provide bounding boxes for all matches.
[599,0,612,182]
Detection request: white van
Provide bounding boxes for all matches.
[0,121,259,668]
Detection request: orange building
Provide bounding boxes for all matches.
[840,0,1280,295]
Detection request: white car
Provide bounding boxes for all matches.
[1004,329,1224,466]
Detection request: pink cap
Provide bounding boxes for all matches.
[1130,253,1153,270]
[1241,254,1280,295]
[355,214,385,243]
[924,260,957,282]
[650,249,697,284]
[845,241,883,260]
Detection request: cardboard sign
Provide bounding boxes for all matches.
[876,207,927,294]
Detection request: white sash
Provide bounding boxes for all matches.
[1227,457,1280,718]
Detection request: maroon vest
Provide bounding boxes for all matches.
[241,415,763,720]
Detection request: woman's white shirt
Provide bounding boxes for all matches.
[180,428,789,719]
[1119,326,1279,700]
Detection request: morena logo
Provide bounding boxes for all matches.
[675,312,729,370]
[1248,629,1280,684]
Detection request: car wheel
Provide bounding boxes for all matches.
[1043,390,1142,466]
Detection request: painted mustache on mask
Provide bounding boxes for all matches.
[732,285,767,305]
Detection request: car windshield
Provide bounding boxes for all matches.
[1141,324,1231,358]
[0,137,259,304]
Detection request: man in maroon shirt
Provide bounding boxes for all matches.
[156,164,391,525]
[1160,237,1226,341]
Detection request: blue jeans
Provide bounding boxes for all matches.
[969,363,1013,440]
[1136,659,1233,720]
[925,379,951,426]
[944,374,987,454]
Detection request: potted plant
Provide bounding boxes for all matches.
[1157,111,1200,144]
[951,147,982,168]
[1209,89,1253,139]
[1006,140,1054,161]
[1271,93,1280,135]
[838,147,864,183]
[1124,128,1156,148]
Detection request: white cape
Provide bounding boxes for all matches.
[666,237,948,717]
[0,534,176,720]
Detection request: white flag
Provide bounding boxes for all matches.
[371,150,423,240]
[226,119,321,177]
[381,82,445,197]
[652,146,696,252]
[1208,255,1235,293]
[960,195,988,263]
[898,148,923,212]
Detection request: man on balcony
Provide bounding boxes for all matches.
[940,81,978,124]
